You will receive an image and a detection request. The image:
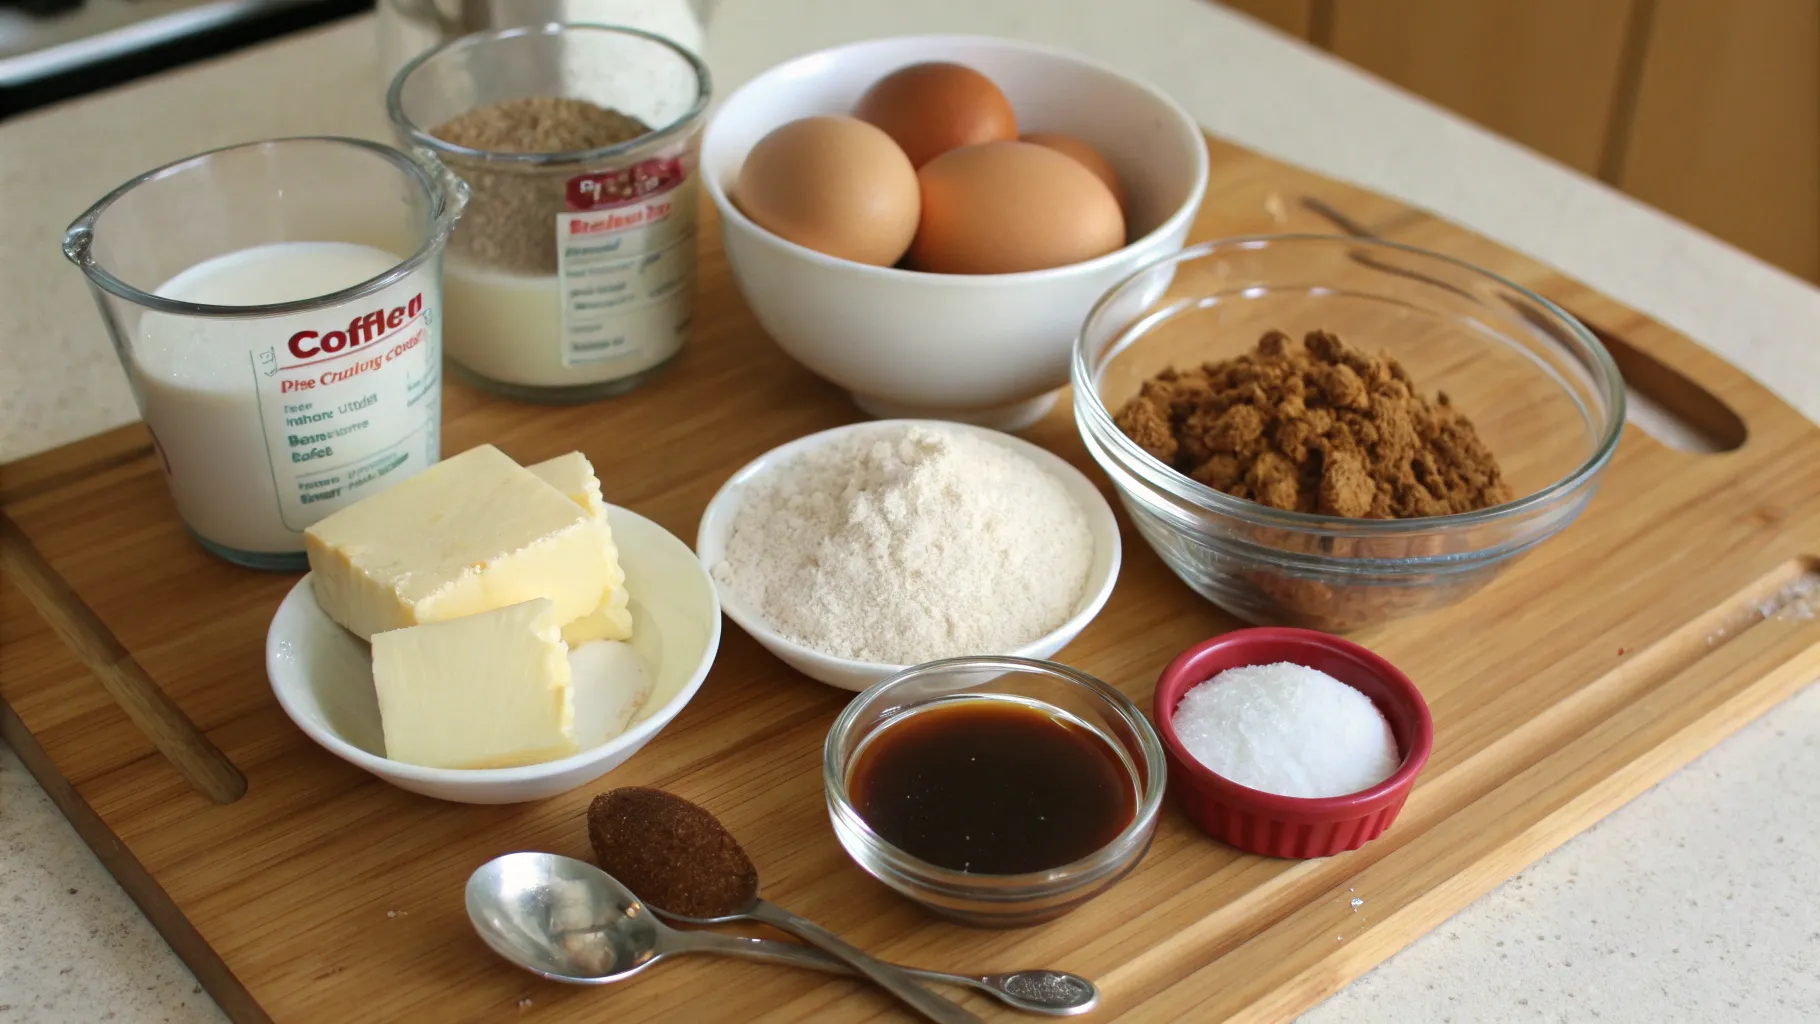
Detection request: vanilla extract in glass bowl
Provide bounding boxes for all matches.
[848,697,1137,875]
[825,657,1166,928]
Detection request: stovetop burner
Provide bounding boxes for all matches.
[0,0,369,116]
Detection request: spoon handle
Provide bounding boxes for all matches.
[670,931,1097,1016]
[675,930,964,985]
[746,899,984,1024]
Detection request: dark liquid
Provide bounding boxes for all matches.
[847,698,1137,875]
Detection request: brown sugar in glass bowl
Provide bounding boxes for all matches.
[1071,235,1625,632]
[1113,328,1512,520]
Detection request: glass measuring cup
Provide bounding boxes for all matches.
[63,137,468,571]
[388,23,711,402]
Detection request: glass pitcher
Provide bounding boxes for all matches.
[377,0,710,84]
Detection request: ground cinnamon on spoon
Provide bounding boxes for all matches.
[587,787,759,918]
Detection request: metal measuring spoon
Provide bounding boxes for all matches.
[589,788,985,1023]
[467,853,1100,1016]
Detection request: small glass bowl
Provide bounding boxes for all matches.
[823,657,1166,928]
[1072,235,1626,631]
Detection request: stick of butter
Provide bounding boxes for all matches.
[527,452,606,519]
[305,444,616,640]
[562,583,632,645]
[528,452,633,644]
[371,598,577,769]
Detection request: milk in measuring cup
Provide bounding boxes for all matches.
[137,241,442,554]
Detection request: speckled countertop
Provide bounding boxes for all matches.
[2,2,1818,1021]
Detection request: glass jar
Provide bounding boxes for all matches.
[388,23,712,403]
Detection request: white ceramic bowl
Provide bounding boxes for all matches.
[701,35,1209,431]
[267,506,721,803]
[696,420,1122,691]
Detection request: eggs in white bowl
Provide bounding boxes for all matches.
[701,35,1208,431]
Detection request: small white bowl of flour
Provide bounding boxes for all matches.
[698,420,1121,691]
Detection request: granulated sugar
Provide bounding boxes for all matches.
[1173,662,1400,798]
[713,424,1093,664]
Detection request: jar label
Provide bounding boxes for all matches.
[566,156,687,212]
[555,154,698,371]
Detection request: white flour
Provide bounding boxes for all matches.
[714,424,1094,664]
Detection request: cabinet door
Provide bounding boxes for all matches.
[1616,0,1820,281]
[1326,0,1637,175]
[1218,0,1315,39]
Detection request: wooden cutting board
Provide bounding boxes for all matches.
[5,136,1819,1024]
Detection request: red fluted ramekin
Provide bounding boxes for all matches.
[1153,628,1433,859]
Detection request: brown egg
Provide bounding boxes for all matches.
[735,115,919,266]
[911,141,1125,275]
[855,62,1018,168]
[1022,132,1126,212]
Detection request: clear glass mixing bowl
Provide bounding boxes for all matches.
[1072,235,1625,631]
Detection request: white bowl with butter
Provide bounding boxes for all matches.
[268,504,720,803]
[697,421,1121,691]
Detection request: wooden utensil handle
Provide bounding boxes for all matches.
[0,515,245,804]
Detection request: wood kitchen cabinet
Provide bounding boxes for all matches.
[1617,0,1820,281]
[1218,0,1820,282]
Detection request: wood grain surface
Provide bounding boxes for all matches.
[4,136,1819,1023]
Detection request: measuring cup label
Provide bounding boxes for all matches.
[136,266,443,554]
[155,269,440,538]
[554,155,697,371]
[235,274,442,532]
[136,263,443,552]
